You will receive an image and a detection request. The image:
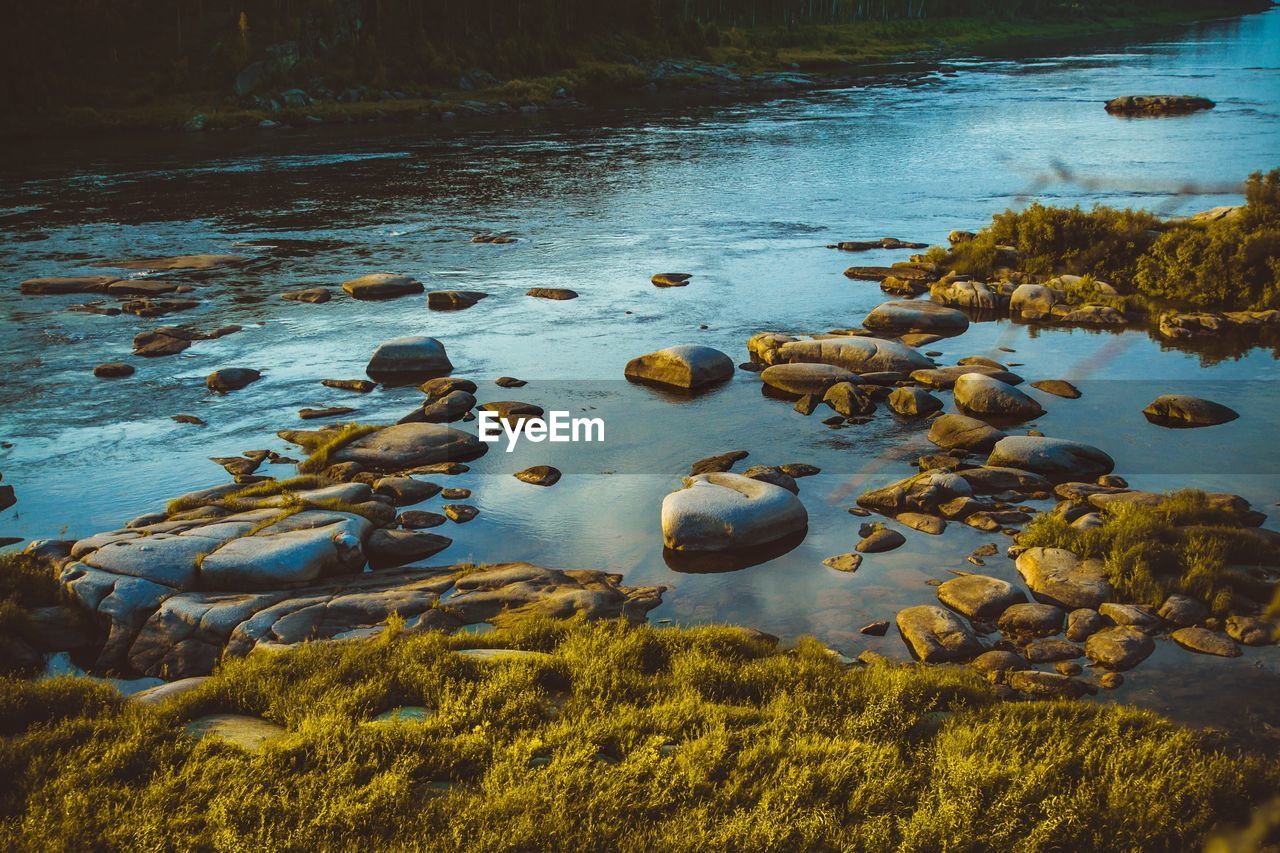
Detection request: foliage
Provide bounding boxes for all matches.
[0,552,61,676]
[1018,490,1280,611]
[0,617,1276,849]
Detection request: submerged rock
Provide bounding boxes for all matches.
[895,605,981,663]
[281,287,331,303]
[625,345,734,390]
[661,472,807,551]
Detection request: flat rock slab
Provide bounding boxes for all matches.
[527,287,578,300]
[184,714,288,751]
[936,574,1025,620]
[1171,626,1240,657]
[1016,548,1112,610]
[131,676,210,706]
[343,273,424,300]
[331,422,486,471]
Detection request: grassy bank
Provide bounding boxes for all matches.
[2,3,1266,139]
[0,617,1277,849]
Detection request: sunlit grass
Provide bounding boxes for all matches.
[0,618,1275,849]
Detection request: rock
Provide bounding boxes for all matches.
[515,466,561,486]
[443,563,664,626]
[373,477,442,505]
[1100,672,1124,689]
[1086,626,1155,670]
[1009,284,1057,320]
[780,463,820,478]
[476,401,544,424]
[132,676,210,706]
[1030,379,1080,399]
[120,297,201,317]
[863,301,969,337]
[1055,661,1083,676]
[895,605,982,663]
[133,324,240,358]
[443,505,478,523]
[1142,394,1239,427]
[199,512,371,587]
[844,266,933,282]
[94,254,248,272]
[185,714,287,752]
[495,377,526,388]
[776,336,934,373]
[691,450,748,475]
[427,290,487,310]
[328,423,486,472]
[93,362,134,379]
[998,603,1065,638]
[971,650,1027,674]
[1016,548,1112,610]
[20,275,117,295]
[1226,615,1276,646]
[107,279,183,297]
[365,529,452,568]
[987,437,1114,481]
[1006,670,1088,699]
[281,287,331,303]
[760,363,858,396]
[937,574,1025,619]
[661,472,807,551]
[896,512,946,535]
[1059,305,1128,325]
[948,230,976,245]
[527,287,578,300]
[823,553,863,572]
[206,368,261,394]
[958,467,1051,495]
[888,387,943,417]
[172,414,206,426]
[1024,638,1083,663]
[441,488,470,500]
[953,374,1044,420]
[398,511,446,529]
[419,390,476,423]
[322,379,375,393]
[624,345,734,390]
[1066,608,1109,642]
[930,279,998,310]
[912,364,1024,390]
[1158,594,1209,627]
[857,527,906,553]
[742,466,798,494]
[1104,95,1215,116]
[927,415,1006,453]
[746,332,797,365]
[1171,626,1240,657]
[366,336,452,382]
[857,470,973,517]
[1099,603,1162,631]
[651,273,692,287]
[421,377,478,397]
[299,407,356,420]
[822,382,875,417]
[342,273,424,300]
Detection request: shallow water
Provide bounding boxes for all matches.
[2,9,1279,730]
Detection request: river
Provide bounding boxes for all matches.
[2,8,1278,730]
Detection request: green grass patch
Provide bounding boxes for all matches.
[1018,490,1280,611]
[937,169,1280,311]
[297,423,382,475]
[0,617,1275,848]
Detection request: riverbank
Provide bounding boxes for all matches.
[1,3,1269,140]
[2,617,1277,850]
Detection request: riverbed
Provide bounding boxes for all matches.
[2,8,1278,731]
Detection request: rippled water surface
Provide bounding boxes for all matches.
[2,9,1279,729]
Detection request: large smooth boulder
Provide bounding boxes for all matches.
[895,605,982,662]
[931,280,998,310]
[342,274,424,300]
[1010,284,1056,320]
[366,336,453,381]
[1142,394,1239,427]
[997,603,1065,638]
[760,363,858,396]
[986,436,1114,480]
[863,301,969,337]
[776,337,933,374]
[198,512,370,588]
[953,374,1044,420]
[662,472,807,552]
[1016,547,1112,610]
[927,414,1006,453]
[330,423,486,471]
[936,574,1026,620]
[1085,626,1154,671]
[625,345,734,390]
[206,368,261,394]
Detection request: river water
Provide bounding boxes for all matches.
[2,9,1278,730]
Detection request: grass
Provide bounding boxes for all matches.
[1018,490,1280,612]
[934,169,1280,313]
[296,423,382,475]
[0,552,62,675]
[0,617,1275,849]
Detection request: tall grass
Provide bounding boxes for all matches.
[0,618,1275,849]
